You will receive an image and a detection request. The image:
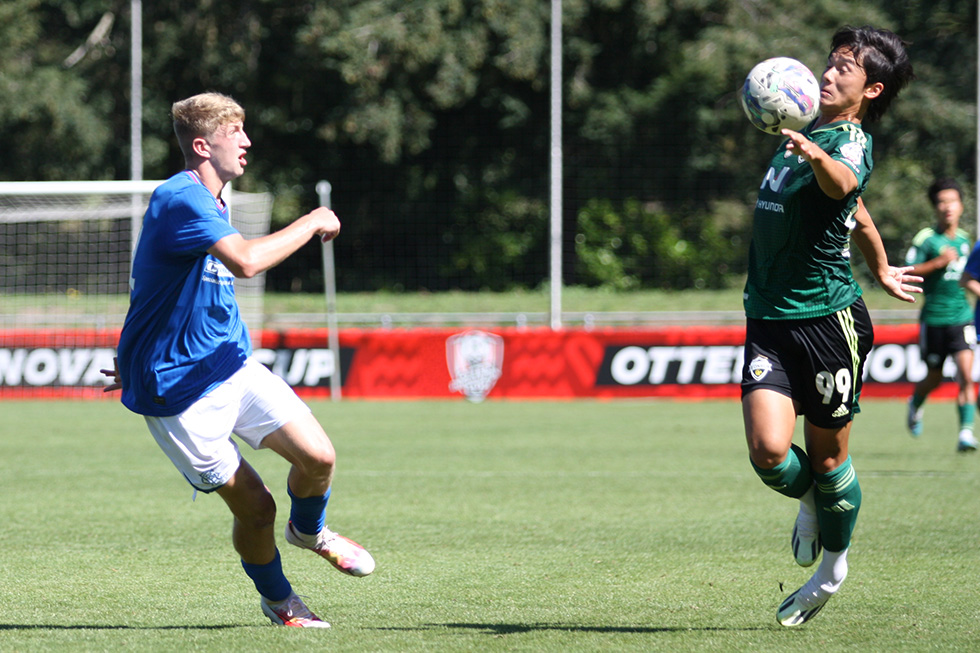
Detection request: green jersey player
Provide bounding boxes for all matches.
[740,26,917,628]
[904,178,977,451]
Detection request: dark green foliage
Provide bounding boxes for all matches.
[1,1,975,291]
[575,198,737,290]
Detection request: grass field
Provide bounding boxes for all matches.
[1,398,978,651]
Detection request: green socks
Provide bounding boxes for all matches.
[752,446,862,553]
[813,456,861,552]
[958,402,975,432]
[751,443,813,499]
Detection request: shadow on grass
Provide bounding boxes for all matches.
[377,622,767,635]
[0,624,245,631]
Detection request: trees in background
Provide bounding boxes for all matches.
[2,0,976,292]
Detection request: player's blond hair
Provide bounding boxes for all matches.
[171,92,245,159]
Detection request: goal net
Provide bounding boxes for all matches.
[0,180,272,397]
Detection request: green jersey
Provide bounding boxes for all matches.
[904,227,972,326]
[744,121,873,320]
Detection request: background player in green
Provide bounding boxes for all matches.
[904,178,977,451]
[740,25,916,627]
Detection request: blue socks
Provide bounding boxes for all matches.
[241,549,292,602]
[288,486,330,536]
[241,487,334,602]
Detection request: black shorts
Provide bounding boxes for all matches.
[741,298,874,429]
[918,323,975,370]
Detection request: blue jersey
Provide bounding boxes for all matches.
[118,171,250,416]
[964,239,980,327]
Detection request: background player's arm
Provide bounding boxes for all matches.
[960,270,980,301]
[209,207,340,279]
[852,198,922,303]
[908,246,958,278]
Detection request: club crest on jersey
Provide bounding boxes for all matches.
[839,142,864,171]
[446,330,504,403]
[748,355,773,381]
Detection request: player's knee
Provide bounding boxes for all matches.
[750,451,784,470]
[296,445,336,481]
[747,441,787,469]
[244,489,278,531]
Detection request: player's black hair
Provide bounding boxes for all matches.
[927,178,962,206]
[831,25,914,123]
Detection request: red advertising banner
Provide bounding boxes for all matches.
[0,324,955,400]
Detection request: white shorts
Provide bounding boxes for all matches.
[144,357,311,492]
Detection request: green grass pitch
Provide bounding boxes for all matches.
[0,398,978,651]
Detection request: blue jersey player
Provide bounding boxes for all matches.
[103,92,373,628]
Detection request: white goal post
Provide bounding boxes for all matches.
[0,179,272,336]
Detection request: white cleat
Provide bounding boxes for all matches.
[777,549,848,627]
[777,579,831,627]
[261,592,330,628]
[285,521,376,577]
[957,429,978,453]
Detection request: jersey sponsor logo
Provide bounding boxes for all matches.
[756,199,785,213]
[760,166,792,193]
[446,330,504,402]
[748,355,773,381]
[203,258,235,286]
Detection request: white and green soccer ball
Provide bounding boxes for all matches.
[740,57,820,135]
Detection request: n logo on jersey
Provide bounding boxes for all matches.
[760,166,792,193]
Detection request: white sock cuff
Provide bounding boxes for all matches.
[817,547,849,593]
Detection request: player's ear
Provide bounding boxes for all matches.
[864,81,884,100]
[191,136,211,159]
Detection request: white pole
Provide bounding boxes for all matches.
[130,0,143,250]
[317,180,342,401]
[130,0,142,182]
[549,0,563,330]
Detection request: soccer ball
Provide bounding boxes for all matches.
[739,57,820,135]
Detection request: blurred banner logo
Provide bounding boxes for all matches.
[446,330,504,402]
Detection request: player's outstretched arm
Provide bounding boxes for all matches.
[210,207,341,279]
[852,198,922,303]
